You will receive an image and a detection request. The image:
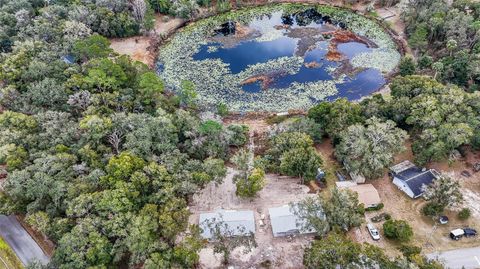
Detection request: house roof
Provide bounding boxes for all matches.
[268,205,319,237]
[199,210,255,239]
[347,184,381,206]
[391,161,439,198]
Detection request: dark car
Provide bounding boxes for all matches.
[463,228,477,237]
[439,216,449,225]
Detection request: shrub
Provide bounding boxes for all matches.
[383,219,413,242]
[399,244,422,261]
[417,55,433,69]
[421,202,444,217]
[458,208,471,220]
[217,103,229,117]
[365,203,384,212]
[398,57,416,76]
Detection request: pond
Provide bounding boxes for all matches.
[157,4,401,112]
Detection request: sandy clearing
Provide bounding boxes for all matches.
[189,167,317,268]
[109,15,185,66]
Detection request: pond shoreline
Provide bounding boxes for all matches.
[111,2,407,114]
[111,1,407,68]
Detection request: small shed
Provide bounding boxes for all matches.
[347,184,381,209]
[199,209,255,239]
[268,205,319,237]
[390,161,440,199]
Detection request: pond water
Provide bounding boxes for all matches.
[157,5,400,111]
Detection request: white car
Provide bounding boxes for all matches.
[450,228,465,240]
[367,223,380,240]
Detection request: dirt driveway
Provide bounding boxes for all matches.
[189,168,316,268]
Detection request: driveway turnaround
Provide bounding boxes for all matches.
[427,246,480,269]
[0,215,50,266]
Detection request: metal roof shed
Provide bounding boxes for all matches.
[347,184,381,208]
[199,209,255,239]
[268,205,318,237]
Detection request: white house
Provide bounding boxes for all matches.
[268,204,322,237]
[199,209,255,239]
[390,161,440,199]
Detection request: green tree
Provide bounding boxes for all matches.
[53,219,113,269]
[325,188,363,231]
[279,147,322,183]
[399,57,416,76]
[308,99,363,139]
[102,152,146,186]
[303,233,363,269]
[422,174,463,211]
[290,197,329,236]
[72,34,114,62]
[236,168,266,198]
[335,117,408,179]
[383,219,413,242]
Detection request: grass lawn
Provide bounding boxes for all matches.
[0,236,23,269]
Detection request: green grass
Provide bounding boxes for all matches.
[0,236,23,269]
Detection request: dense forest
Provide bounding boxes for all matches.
[0,0,248,268]
[0,0,479,268]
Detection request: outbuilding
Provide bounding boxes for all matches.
[346,184,381,209]
[268,204,321,237]
[390,161,440,199]
[199,209,255,239]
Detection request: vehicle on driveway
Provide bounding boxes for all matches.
[438,216,449,225]
[450,229,465,240]
[463,228,477,237]
[370,212,391,223]
[367,223,380,240]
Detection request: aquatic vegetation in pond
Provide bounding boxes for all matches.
[157,4,400,112]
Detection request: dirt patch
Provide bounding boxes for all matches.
[109,15,185,67]
[240,74,274,90]
[304,61,321,68]
[189,168,316,268]
[324,29,377,61]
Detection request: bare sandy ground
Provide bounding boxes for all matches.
[109,15,185,66]
[189,168,316,268]
[350,141,480,256]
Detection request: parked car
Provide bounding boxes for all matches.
[367,223,380,241]
[371,212,391,223]
[438,216,449,225]
[461,170,471,178]
[335,171,346,181]
[450,228,465,240]
[463,228,477,237]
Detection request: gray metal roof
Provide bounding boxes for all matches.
[391,161,439,198]
[268,205,316,237]
[199,210,255,239]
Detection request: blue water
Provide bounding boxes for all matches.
[190,9,386,100]
[193,37,298,73]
